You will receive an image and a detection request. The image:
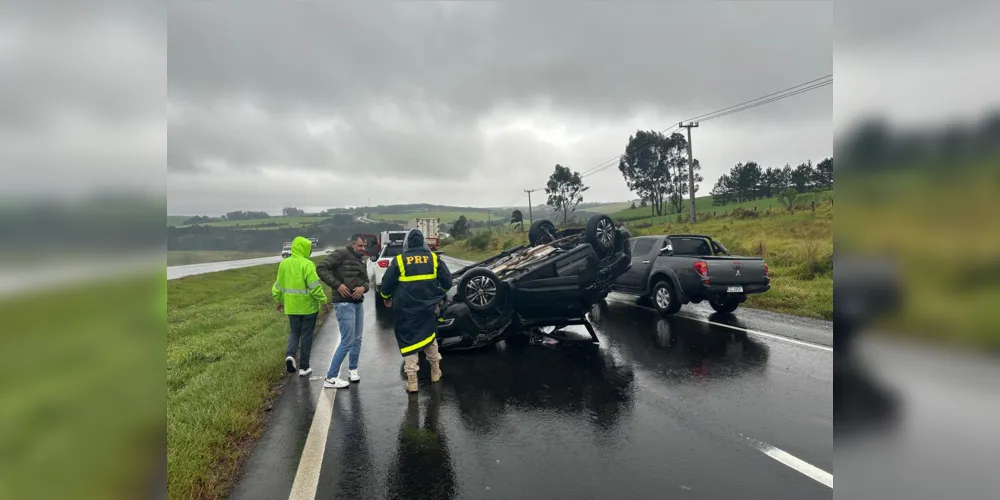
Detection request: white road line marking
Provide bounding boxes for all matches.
[680,314,833,352]
[288,328,343,500]
[287,387,336,500]
[605,295,832,352]
[754,442,833,488]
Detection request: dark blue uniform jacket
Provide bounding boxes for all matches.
[379,229,453,355]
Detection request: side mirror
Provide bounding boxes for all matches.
[660,244,673,255]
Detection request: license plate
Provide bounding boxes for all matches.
[727,286,743,293]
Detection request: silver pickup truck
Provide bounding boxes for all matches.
[611,233,770,315]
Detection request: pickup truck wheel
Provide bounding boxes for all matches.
[458,268,507,312]
[528,219,558,246]
[709,298,739,314]
[585,214,616,256]
[652,280,681,315]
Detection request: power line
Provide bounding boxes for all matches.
[683,74,832,123]
[578,75,832,180]
[697,80,832,124]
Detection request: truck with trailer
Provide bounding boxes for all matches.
[405,217,441,250]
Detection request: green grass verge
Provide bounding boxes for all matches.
[0,273,164,500]
[167,257,333,500]
[442,202,833,320]
[837,165,1000,351]
[167,251,276,266]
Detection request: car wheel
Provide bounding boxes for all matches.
[458,268,506,312]
[528,219,558,246]
[585,214,616,256]
[651,280,681,315]
[709,297,739,314]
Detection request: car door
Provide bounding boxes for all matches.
[615,237,659,291]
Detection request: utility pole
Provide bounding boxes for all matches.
[524,189,539,224]
[679,121,699,223]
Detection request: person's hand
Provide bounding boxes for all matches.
[337,284,351,298]
[384,299,392,308]
[351,286,365,299]
[276,303,284,313]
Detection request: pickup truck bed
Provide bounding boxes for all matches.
[611,234,770,315]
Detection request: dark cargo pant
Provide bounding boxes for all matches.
[286,313,318,370]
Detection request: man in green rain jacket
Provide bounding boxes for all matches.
[272,236,328,377]
[379,229,452,393]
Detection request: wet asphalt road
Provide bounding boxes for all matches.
[224,256,832,500]
[167,251,327,280]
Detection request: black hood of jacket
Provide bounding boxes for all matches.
[405,229,427,250]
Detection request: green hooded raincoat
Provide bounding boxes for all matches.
[272,236,328,314]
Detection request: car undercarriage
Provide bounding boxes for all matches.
[434,213,632,351]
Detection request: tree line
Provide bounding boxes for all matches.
[530,128,830,223]
[709,158,832,206]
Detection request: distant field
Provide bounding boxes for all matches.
[611,190,833,224]
[369,211,497,224]
[167,251,274,266]
[167,215,192,226]
[170,216,328,230]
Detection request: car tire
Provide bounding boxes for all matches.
[709,297,740,314]
[585,214,616,257]
[457,268,506,312]
[528,219,558,246]
[651,280,681,316]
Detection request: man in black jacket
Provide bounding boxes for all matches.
[379,229,452,393]
[317,235,370,389]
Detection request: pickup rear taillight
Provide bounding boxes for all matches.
[377,259,390,268]
[693,261,708,277]
[764,262,769,276]
[694,261,710,286]
[694,260,710,286]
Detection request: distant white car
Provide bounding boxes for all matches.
[281,242,292,259]
[368,242,405,309]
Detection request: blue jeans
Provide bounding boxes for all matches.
[327,302,364,379]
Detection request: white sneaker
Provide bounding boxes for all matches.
[323,377,349,389]
[285,356,297,373]
[349,370,360,383]
[298,368,312,377]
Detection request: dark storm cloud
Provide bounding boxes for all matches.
[168,1,832,212]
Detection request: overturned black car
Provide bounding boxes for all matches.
[435,213,631,351]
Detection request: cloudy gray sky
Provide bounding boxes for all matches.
[4,1,998,216]
[167,1,832,215]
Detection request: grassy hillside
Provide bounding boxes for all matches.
[610,190,833,224]
[168,215,192,226]
[170,216,328,230]
[168,257,333,500]
[369,211,496,224]
[442,200,833,320]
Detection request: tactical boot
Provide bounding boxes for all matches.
[405,373,419,393]
[430,361,442,382]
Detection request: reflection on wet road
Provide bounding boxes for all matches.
[231,283,832,500]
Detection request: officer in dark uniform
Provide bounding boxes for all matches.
[379,228,453,393]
